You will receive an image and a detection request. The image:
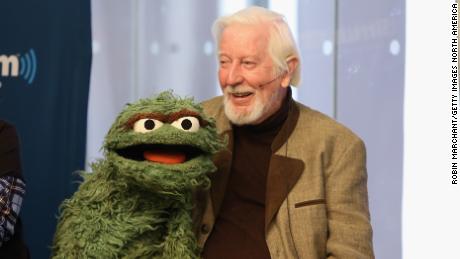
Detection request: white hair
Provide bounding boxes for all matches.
[212,6,301,86]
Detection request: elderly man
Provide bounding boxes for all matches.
[199,6,374,259]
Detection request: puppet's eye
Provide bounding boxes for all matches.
[133,119,163,133]
[171,117,200,132]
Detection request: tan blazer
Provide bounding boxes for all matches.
[197,96,374,259]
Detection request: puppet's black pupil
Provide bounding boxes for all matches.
[181,119,192,130]
[144,120,155,130]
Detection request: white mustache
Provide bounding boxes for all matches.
[223,71,287,95]
[225,85,255,94]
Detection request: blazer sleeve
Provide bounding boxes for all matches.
[325,138,374,259]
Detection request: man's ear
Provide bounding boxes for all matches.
[281,56,299,88]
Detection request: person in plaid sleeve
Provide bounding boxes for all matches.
[0,120,29,259]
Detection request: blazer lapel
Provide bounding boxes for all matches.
[265,98,304,232]
[209,107,233,217]
[265,155,304,232]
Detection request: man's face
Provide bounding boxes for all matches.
[218,23,288,125]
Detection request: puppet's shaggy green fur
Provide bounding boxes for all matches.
[52,91,225,258]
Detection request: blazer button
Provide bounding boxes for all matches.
[201,224,210,234]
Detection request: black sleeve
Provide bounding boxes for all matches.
[0,120,23,179]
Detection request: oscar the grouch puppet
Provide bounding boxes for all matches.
[52,91,225,259]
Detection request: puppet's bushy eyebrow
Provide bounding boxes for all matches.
[123,109,209,129]
[167,110,208,126]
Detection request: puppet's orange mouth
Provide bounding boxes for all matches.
[143,150,186,164]
[116,144,202,164]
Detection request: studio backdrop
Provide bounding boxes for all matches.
[0,1,92,258]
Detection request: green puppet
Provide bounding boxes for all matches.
[52,91,225,259]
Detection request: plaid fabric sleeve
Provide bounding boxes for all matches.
[0,176,26,246]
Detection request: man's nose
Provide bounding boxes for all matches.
[226,63,244,86]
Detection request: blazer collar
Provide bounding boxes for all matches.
[265,98,304,231]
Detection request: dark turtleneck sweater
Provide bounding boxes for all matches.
[202,89,291,259]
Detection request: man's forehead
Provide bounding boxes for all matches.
[218,52,259,59]
[219,23,269,54]
[222,22,269,37]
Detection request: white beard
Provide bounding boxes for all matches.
[223,85,282,125]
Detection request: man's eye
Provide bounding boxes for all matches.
[133,119,163,133]
[219,60,230,66]
[171,117,200,132]
[242,61,256,67]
